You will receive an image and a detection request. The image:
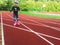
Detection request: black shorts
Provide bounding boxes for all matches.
[14,14,18,18]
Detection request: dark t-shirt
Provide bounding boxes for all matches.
[11,6,20,15]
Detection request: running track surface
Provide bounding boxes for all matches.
[1,11,60,45]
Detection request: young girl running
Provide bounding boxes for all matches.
[10,2,20,26]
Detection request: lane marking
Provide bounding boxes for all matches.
[3,23,30,32]
[1,12,5,45]
[47,22,60,25]
[39,33,60,40]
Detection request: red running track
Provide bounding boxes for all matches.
[1,11,60,45]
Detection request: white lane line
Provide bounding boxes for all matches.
[4,23,60,41]
[21,17,60,31]
[2,18,60,32]
[3,23,31,32]
[47,19,60,22]
[4,12,54,45]
[48,22,60,25]
[1,13,5,45]
[39,33,60,40]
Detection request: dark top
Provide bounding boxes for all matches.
[10,6,20,15]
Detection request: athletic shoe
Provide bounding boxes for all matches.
[14,21,17,26]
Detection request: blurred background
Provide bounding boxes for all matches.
[0,0,60,12]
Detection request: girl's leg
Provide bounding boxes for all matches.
[16,15,20,25]
[16,18,20,25]
[13,15,17,26]
[14,17,20,26]
[13,14,20,26]
[14,21,17,26]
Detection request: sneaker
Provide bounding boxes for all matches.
[14,21,17,26]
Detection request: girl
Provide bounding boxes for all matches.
[10,2,20,26]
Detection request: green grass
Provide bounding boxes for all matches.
[19,11,60,19]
